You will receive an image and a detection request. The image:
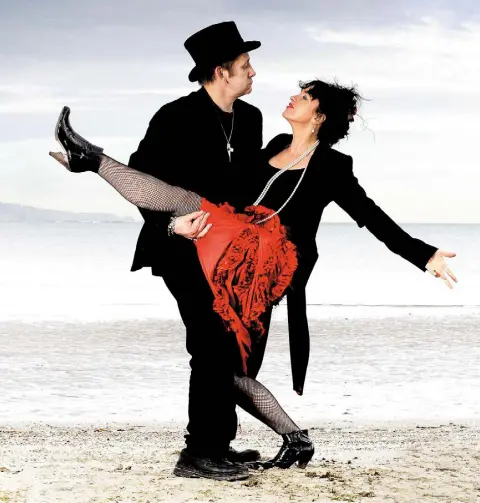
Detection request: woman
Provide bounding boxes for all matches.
[50,79,456,469]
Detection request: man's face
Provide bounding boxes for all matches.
[226,53,256,97]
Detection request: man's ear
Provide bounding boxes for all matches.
[215,66,227,81]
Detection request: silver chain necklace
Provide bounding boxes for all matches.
[217,109,235,162]
[252,140,320,224]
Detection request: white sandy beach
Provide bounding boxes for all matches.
[1,422,479,502]
[1,315,480,501]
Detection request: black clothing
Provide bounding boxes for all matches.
[129,86,261,276]
[242,134,438,395]
[128,87,263,455]
[184,21,261,83]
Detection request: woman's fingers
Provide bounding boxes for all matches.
[427,264,456,289]
[445,266,458,283]
[442,276,453,289]
[438,249,457,258]
[435,267,454,289]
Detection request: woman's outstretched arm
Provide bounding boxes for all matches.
[333,154,457,288]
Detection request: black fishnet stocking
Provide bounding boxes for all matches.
[234,376,299,435]
[97,155,202,216]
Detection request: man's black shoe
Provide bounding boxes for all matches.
[173,448,249,481]
[226,446,261,463]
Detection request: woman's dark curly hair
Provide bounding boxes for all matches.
[300,79,363,147]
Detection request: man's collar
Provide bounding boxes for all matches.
[198,86,235,113]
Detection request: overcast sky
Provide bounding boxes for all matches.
[1,0,479,222]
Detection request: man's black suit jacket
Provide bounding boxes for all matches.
[128,86,262,276]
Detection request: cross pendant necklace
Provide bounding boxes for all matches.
[226,142,234,162]
[217,109,235,162]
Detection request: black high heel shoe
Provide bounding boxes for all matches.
[253,429,314,470]
[50,106,104,173]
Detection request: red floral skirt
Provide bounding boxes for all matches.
[195,198,298,372]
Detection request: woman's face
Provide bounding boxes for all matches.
[282,88,321,126]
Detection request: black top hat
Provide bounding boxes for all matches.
[184,21,261,82]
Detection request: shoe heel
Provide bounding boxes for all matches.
[55,106,68,156]
[297,448,314,469]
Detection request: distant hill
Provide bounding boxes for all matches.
[0,203,138,223]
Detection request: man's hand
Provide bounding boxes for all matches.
[174,211,212,241]
[426,249,458,289]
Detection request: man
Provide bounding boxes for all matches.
[128,21,266,481]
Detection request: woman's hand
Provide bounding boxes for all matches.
[425,250,458,289]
